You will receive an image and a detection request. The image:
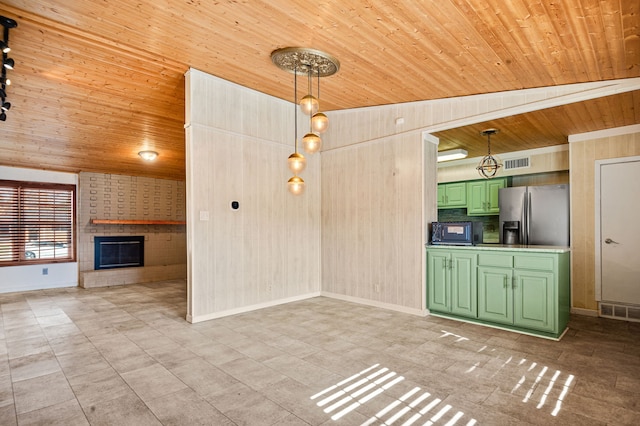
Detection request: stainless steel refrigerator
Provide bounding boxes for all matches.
[498,184,570,246]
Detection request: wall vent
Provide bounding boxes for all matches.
[599,302,640,323]
[504,157,530,170]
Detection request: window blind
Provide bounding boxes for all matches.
[0,180,75,265]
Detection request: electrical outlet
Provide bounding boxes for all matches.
[374,284,380,293]
[42,268,48,275]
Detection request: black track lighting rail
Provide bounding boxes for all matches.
[0,15,17,122]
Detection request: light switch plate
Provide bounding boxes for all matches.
[199,211,210,221]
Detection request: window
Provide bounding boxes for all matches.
[0,180,75,265]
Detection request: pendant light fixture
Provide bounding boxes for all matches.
[287,64,306,195]
[271,47,339,195]
[476,128,502,178]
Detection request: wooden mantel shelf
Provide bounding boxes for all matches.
[91,219,186,225]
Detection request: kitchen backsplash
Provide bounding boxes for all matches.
[437,209,500,243]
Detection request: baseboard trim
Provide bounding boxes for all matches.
[321,291,428,317]
[570,307,599,317]
[188,292,322,323]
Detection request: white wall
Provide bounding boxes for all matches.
[185,69,321,322]
[0,166,78,293]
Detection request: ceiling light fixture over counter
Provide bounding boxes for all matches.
[271,47,339,195]
[437,148,468,162]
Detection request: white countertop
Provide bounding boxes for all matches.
[425,244,570,253]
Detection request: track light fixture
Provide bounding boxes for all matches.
[0,15,17,123]
[271,47,339,195]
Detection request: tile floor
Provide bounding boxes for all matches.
[0,279,639,425]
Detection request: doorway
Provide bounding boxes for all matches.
[595,156,640,320]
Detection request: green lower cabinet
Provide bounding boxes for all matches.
[478,267,555,333]
[477,267,513,324]
[427,247,570,339]
[427,250,477,319]
[514,270,555,332]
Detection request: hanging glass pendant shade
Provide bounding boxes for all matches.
[302,132,321,154]
[300,94,319,116]
[288,151,306,174]
[311,112,329,133]
[288,175,305,195]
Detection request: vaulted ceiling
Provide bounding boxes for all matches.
[1,1,638,180]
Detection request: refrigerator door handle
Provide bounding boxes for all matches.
[526,192,532,245]
[521,192,528,245]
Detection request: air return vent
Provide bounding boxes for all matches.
[599,302,640,323]
[504,157,530,170]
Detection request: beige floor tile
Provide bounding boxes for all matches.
[120,363,187,404]
[12,371,75,415]
[0,403,16,426]
[16,398,88,426]
[170,357,242,397]
[146,388,234,425]
[68,367,136,409]
[9,352,61,382]
[84,393,161,426]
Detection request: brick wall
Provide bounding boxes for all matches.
[78,172,186,273]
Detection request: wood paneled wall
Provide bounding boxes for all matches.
[321,128,436,314]
[569,126,640,312]
[185,69,321,322]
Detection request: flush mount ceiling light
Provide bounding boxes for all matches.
[0,15,16,123]
[138,150,158,161]
[437,148,468,162]
[271,47,339,195]
[476,128,502,178]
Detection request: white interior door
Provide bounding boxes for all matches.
[596,157,640,304]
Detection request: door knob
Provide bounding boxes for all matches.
[604,238,619,244]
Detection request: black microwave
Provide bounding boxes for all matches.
[431,221,483,246]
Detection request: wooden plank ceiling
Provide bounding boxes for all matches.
[0,1,638,180]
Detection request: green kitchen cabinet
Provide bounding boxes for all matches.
[477,252,558,333]
[427,249,477,318]
[466,178,507,215]
[437,182,467,208]
[426,246,570,339]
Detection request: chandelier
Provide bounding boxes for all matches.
[271,47,339,195]
[476,128,502,178]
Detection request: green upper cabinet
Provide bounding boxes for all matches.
[466,178,507,215]
[437,182,467,208]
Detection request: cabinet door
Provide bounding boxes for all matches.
[514,270,555,332]
[477,266,513,324]
[437,185,446,206]
[427,252,450,312]
[450,253,477,318]
[466,181,486,215]
[486,179,506,214]
[445,182,467,207]
[438,183,466,208]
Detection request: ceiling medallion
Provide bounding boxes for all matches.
[271,47,340,77]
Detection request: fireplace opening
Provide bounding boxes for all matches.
[94,236,144,270]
